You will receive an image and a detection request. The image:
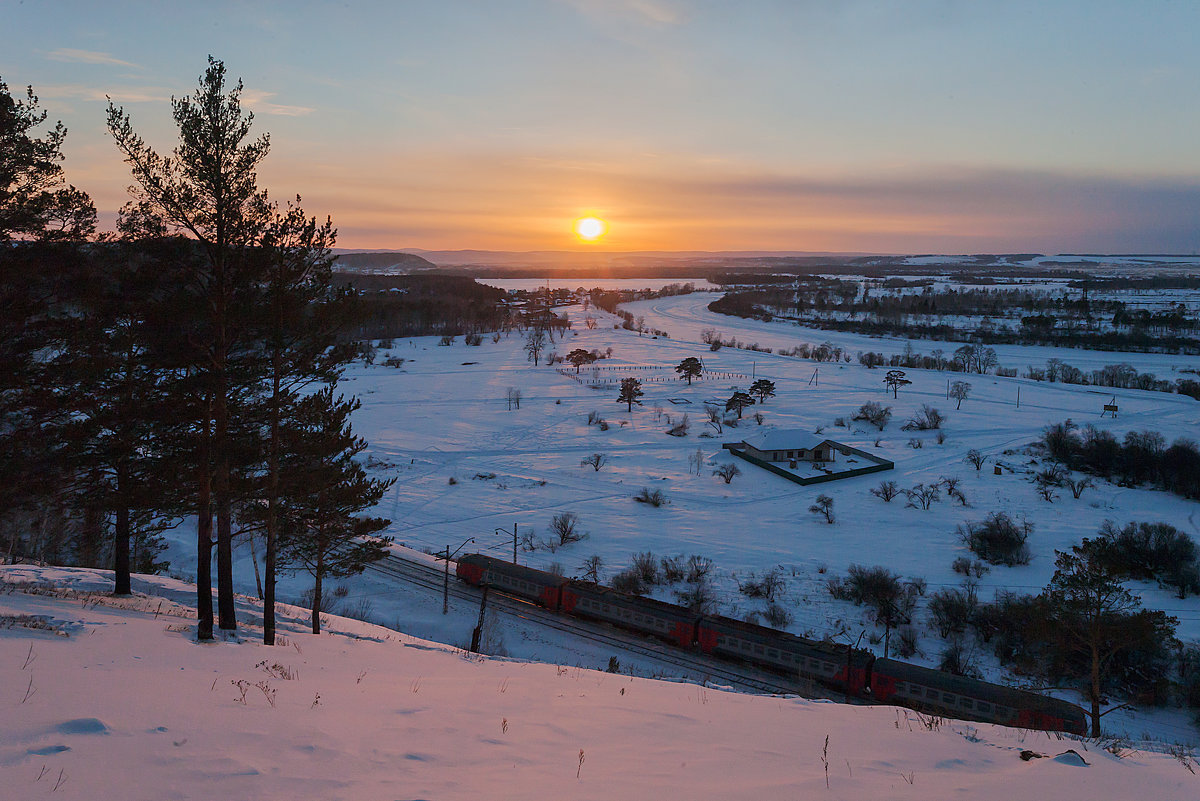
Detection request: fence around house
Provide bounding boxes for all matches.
[722,441,894,486]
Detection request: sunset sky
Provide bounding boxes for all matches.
[6,1,1200,254]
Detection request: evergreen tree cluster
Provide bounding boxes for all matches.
[0,60,392,641]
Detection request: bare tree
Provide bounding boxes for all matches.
[548,512,587,546]
[580,555,603,583]
[949,380,971,410]
[963,449,988,471]
[580,452,608,472]
[524,328,547,366]
[904,483,941,510]
[809,494,835,523]
[703,404,723,435]
[505,387,522,411]
[870,480,900,502]
[713,463,740,484]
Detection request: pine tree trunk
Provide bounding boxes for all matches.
[216,481,236,630]
[1090,644,1102,737]
[264,363,280,646]
[214,383,237,631]
[197,467,214,641]
[113,466,132,595]
[311,560,323,635]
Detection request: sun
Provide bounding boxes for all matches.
[574,216,608,242]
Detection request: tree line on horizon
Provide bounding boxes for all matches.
[0,59,393,640]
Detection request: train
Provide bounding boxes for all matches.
[456,553,1087,735]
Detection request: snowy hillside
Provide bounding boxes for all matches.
[3,567,1197,801]
[140,289,1200,745]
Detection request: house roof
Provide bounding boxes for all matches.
[742,429,836,452]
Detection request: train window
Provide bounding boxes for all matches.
[926,688,939,700]
[602,604,610,612]
[961,699,973,710]
[943,693,955,704]
[809,659,821,669]
[767,649,779,659]
[754,645,764,655]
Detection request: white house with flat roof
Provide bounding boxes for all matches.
[738,429,841,464]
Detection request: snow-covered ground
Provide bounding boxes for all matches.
[624,292,1199,375]
[134,290,1200,745]
[3,566,1197,801]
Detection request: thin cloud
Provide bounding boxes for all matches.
[241,90,314,117]
[40,83,169,103]
[561,0,685,27]
[46,48,140,69]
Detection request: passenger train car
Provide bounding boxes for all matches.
[455,553,1086,734]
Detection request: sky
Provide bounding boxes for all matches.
[5,0,1200,254]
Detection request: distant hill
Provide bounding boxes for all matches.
[333,251,437,273]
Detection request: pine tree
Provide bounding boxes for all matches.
[108,57,274,636]
[277,386,394,634]
[0,78,95,559]
[66,240,189,594]
[675,357,702,385]
[1042,541,1178,736]
[616,377,643,412]
[244,202,356,645]
[749,379,775,405]
[725,391,754,419]
[0,78,96,242]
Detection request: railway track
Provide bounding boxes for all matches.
[364,553,843,701]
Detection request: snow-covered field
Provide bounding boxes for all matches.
[136,290,1200,745]
[3,566,1197,801]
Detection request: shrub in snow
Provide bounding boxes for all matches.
[951,556,989,578]
[685,554,713,584]
[894,627,921,659]
[938,639,982,678]
[634,487,668,507]
[610,568,646,595]
[927,583,978,639]
[762,602,792,628]
[673,580,718,614]
[901,404,943,431]
[958,512,1031,566]
[631,551,661,586]
[739,569,785,602]
[853,401,892,431]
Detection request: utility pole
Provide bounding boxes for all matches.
[470,583,490,653]
[495,524,518,564]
